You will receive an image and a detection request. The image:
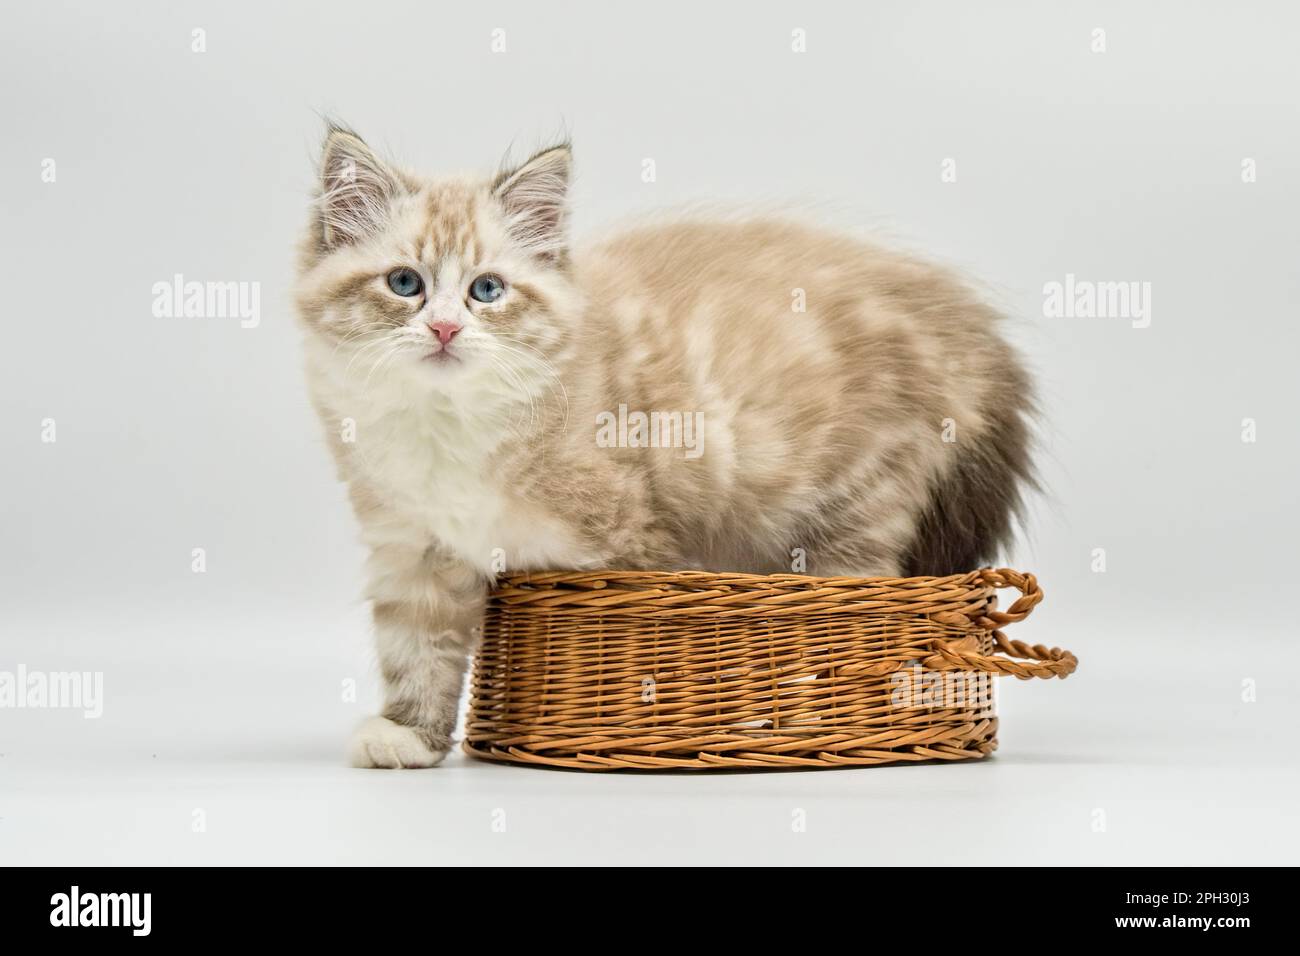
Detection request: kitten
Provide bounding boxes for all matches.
[295,126,1034,768]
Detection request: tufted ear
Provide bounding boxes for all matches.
[318,126,401,248]
[492,144,571,260]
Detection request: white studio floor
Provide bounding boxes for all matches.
[3,606,1296,866]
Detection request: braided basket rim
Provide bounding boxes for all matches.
[488,568,1002,620]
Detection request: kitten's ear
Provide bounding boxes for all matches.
[318,126,401,249]
[492,144,571,259]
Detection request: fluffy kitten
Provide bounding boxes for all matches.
[295,126,1034,768]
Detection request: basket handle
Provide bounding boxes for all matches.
[923,568,1078,680]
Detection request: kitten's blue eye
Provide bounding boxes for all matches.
[387,268,423,297]
[469,273,506,303]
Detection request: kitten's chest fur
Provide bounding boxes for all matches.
[341,390,595,575]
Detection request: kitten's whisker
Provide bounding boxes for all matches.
[345,334,405,379]
[330,325,400,366]
[362,341,420,392]
[484,353,543,432]
[486,356,540,431]
[490,339,570,434]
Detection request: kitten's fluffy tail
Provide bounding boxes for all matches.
[900,395,1037,577]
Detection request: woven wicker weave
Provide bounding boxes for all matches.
[465,567,1075,770]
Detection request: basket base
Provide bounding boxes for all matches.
[463,722,999,771]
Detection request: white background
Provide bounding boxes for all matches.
[2,0,1296,864]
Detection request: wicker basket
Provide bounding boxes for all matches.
[465,567,1075,770]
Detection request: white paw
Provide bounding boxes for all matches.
[349,716,448,769]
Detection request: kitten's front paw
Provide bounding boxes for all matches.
[349,716,449,769]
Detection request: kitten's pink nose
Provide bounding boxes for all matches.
[427,321,462,346]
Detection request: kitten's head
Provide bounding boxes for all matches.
[296,125,576,403]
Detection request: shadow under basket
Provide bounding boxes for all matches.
[464,567,1076,771]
